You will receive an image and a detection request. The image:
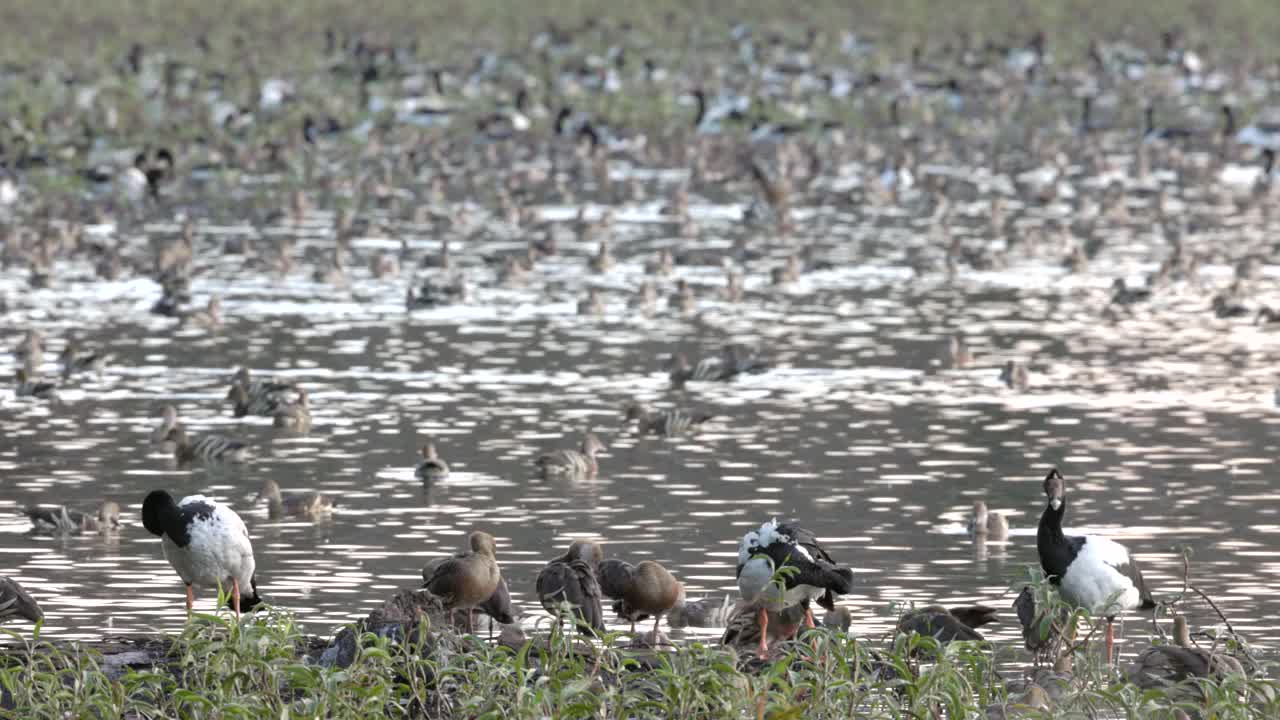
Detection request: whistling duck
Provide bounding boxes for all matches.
[949,334,973,369]
[1124,615,1248,699]
[736,519,854,658]
[14,369,59,401]
[1000,361,1029,391]
[597,558,684,643]
[0,577,43,624]
[1110,278,1151,306]
[535,539,605,635]
[142,490,262,615]
[163,425,249,465]
[668,594,735,629]
[414,442,450,481]
[227,367,300,417]
[421,531,502,633]
[722,601,808,654]
[897,604,998,643]
[535,432,605,479]
[822,606,853,632]
[970,500,1010,540]
[25,501,120,535]
[421,551,514,636]
[622,403,713,438]
[1037,468,1155,664]
[58,340,106,379]
[254,478,333,521]
[272,388,312,433]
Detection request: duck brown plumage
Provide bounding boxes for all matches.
[597,558,684,642]
[421,531,502,632]
[535,539,605,635]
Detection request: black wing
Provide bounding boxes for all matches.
[536,559,604,633]
[596,559,634,601]
[1113,553,1156,609]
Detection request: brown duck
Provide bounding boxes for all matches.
[535,539,605,635]
[597,558,684,642]
[421,531,501,632]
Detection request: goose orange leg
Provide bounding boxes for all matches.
[232,577,242,617]
[1104,619,1114,666]
[185,583,194,613]
[757,608,769,660]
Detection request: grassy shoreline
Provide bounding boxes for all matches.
[0,598,1275,719]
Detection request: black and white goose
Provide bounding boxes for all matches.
[1037,468,1155,663]
[142,490,262,615]
[735,519,854,658]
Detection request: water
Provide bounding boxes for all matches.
[5,211,1280,654]
[0,25,1277,665]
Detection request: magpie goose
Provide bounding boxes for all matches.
[736,519,854,658]
[1036,468,1155,663]
[142,490,262,615]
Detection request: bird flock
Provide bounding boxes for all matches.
[1,16,1277,709]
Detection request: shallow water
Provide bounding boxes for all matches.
[4,200,1280,661]
[1,24,1279,670]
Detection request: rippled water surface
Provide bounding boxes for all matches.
[6,205,1280,653]
[2,20,1279,665]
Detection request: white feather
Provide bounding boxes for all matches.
[1060,535,1142,615]
[162,495,255,593]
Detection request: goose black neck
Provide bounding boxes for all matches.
[141,490,187,542]
[1036,496,1071,581]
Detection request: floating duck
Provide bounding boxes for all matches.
[897,604,998,643]
[25,501,120,535]
[622,403,713,438]
[14,369,59,401]
[254,479,333,521]
[535,432,605,479]
[163,425,249,466]
[969,500,1010,540]
[141,490,262,615]
[414,441,450,481]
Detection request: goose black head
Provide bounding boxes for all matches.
[1043,468,1065,510]
[141,490,179,538]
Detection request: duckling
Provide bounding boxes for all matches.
[622,402,713,437]
[163,425,249,465]
[536,432,606,479]
[421,530,502,632]
[577,288,605,317]
[254,478,333,521]
[415,441,450,481]
[1000,361,1029,391]
[14,369,59,401]
[272,388,312,433]
[598,558,685,643]
[25,500,120,535]
[58,340,106,379]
